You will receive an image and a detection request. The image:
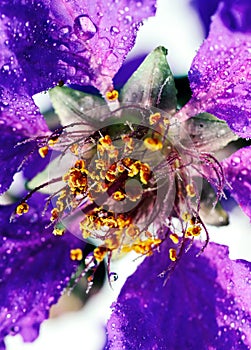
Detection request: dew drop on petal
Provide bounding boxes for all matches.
[110,26,120,36]
[74,15,97,40]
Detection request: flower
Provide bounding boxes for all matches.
[0,0,156,348]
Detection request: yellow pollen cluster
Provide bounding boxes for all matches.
[50,208,59,222]
[98,135,118,158]
[169,233,179,244]
[93,246,109,262]
[144,137,163,152]
[63,160,88,195]
[186,224,202,237]
[169,248,177,261]
[122,237,162,256]
[149,112,161,125]
[15,202,29,215]
[105,89,119,101]
[186,183,196,197]
[53,226,65,236]
[38,146,49,158]
[70,248,83,261]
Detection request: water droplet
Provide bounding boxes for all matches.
[109,272,118,282]
[74,15,97,40]
[124,15,132,24]
[59,25,71,37]
[110,26,120,36]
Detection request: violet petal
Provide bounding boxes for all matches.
[0,92,50,194]
[223,145,251,221]
[0,195,84,349]
[0,0,156,95]
[106,241,251,349]
[180,3,251,138]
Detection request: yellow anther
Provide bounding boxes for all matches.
[75,159,86,171]
[186,183,196,197]
[169,233,179,244]
[113,191,125,201]
[149,112,161,125]
[144,137,163,151]
[38,146,49,158]
[95,159,106,170]
[163,117,170,126]
[53,227,65,236]
[105,89,119,101]
[117,214,131,229]
[169,248,177,261]
[140,163,151,185]
[93,246,109,262]
[128,161,141,177]
[128,238,162,256]
[70,248,83,261]
[70,144,79,155]
[48,137,59,147]
[50,208,59,222]
[101,216,117,228]
[16,202,29,216]
[186,224,202,237]
[181,212,191,222]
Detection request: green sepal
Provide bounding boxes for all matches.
[120,46,177,114]
[49,86,107,126]
[184,113,238,152]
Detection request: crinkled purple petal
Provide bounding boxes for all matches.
[106,240,251,349]
[0,194,84,349]
[0,92,50,194]
[180,2,251,138]
[0,0,156,95]
[222,145,251,221]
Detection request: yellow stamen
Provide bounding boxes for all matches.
[16,202,29,215]
[113,191,125,201]
[169,248,177,261]
[105,90,119,101]
[53,227,65,236]
[144,137,163,151]
[149,112,161,125]
[50,208,59,222]
[169,233,179,244]
[186,224,202,237]
[38,146,49,158]
[93,247,109,262]
[186,183,196,197]
[70,248,83,261]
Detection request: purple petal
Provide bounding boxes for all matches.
[106,240,251,349]
[180,2,251,138]
[0,92,50,194]
[0,195,84,349]
[0,0,156,95]
[222,146,251,221]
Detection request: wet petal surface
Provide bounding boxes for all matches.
[0,195,83,349]
[180,2,251,138]
[106,241,251,349]
[0,93,49,194]
[0,0,156,95]
[223,145,251,221]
